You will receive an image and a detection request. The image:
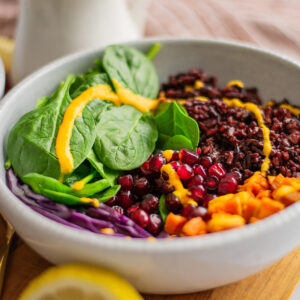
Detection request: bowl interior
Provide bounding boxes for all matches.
[0,57,5,99]
[0,38,300,244]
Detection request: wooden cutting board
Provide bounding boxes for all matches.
[2,238,300,300]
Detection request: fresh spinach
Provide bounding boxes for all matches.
[22,173,110,198]
[96,185,121,202]
[155,102,199,150]
[87,150,120,185]
[94,105,158,170]
[63,162,92,187]
[103,45,159,98]
[162,135,194,150]
[7,75,110,179]
[159,194,169,223]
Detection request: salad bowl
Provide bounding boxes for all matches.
[0,38,300,294]
[0,57,5,99]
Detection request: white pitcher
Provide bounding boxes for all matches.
[12,0,149,84]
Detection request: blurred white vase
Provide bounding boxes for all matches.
[12,0,148,84]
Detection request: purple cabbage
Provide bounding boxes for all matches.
[6,169,152,238]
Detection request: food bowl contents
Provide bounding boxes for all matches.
[5,44,300,239]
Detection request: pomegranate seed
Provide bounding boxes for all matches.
[149,155,166,173]
[193,164,207,178]
[179,148,199,165]
[112,205,124,215]
[162,171,169,180]
[171,150,180,161]
[181,203,196,217]
[188,175,204,188]
[117,174,133,190]
[147,214,163,235]
[117,190,132,209]
[170,161,181,170]
[162,181,175,194]
[218,176,238,195]
[134,177,150,195]
[204,176,219,191]
[200,156,213,169]
[165,193,182,212]
[202,194,218,208]
[177,164,194,180]
[188,206,210,221]
[140,161,152,176]
[140,194,159,213]
[127,203,140,216]
[105,196,117,207]
[225,171,243,184]
[154,178,164,192]
[208,163,226,179]
[131,208,150,228]
[189,185,207,203]
[196,147,202,155]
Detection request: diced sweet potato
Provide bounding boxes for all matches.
[208,194,242,215]
[164,213,187,235]
[181,217,207,236]
[239,172,269,196]
[255,197,284,219]
[207,213,245,233]
[249,217,260,223]
[237,191,260,221]
[269,174,285,190]
[256,190,271,199]
[281,192,300,206]
[272,185,296,203]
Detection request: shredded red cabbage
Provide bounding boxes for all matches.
[7,169,152,238]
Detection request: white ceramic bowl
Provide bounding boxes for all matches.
[0,57,5,99]
[0,39,300,294]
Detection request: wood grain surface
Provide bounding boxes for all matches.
[1,0,300,299]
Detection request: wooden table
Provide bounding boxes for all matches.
[1,0,300,299]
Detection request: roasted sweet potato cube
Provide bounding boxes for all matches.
[281,192,300,206]
[181,217,207,236]
[208,194,241,215]
[237,191,261,221]
[256,190,271,199]
[256,197,284,219]
[272,185,296,203]
[164,213,187,235]
[207,213,245,233]
[269,174,285,190]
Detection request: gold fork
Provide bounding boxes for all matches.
[0,212,14,296]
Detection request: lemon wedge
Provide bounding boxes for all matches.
[19,264,142,300]
[0,36,14,73]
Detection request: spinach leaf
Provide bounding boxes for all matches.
[7,75,109,179]
[155,102,199,150]
[159,194,169,223]
[63,162,92,187]
[103,45,159,98]
[97,185,121,202]
[87,150,120,185]
[94,105,158,170]
[163,135,194,150]
[22,173,110,198]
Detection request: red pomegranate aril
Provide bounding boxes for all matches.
[171,150,180,161]
[140,161,152,176]
[112,205,124,215]
[149,155,166,173]
[202,194,218,208]
[225,171,243,184]
[147,214,163,235]
[117,190,132,209]
[196,147,202,155]
[154,178,164,191]
[134,177,150,196]
[131,208,150,229]
[218,176,238,195]
[117,174,133,191]
[126,203,140,216]
[193,164,207,178]
[208,163,226,179]
[179,148,199,165]
[140,194,159,213]
[181,203,196,217]
[177,164,194,180]
[189,185,207,203]
[105,196,117,207]
[188,206,210,221]
[170,161,181,170]
[200,156,213,169]
[204,175,219,191]
[188,175,204,188]
[162,181,175,194]
[165,193,182,212]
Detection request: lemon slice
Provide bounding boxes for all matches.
[19,264,142,300]
[0,36,14,73]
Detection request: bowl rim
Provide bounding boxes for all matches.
[0,57,5,99]
[1,37,300,253]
